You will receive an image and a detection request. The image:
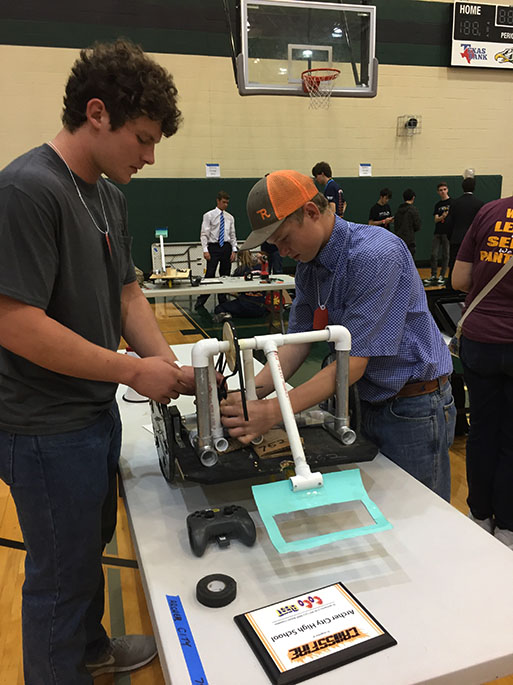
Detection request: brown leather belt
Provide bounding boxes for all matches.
[396,374,449,399]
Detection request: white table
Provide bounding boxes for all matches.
[118,344,513,685]
[142,274,296,333]
[142,274,295,300]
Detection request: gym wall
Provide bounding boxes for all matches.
[0,0,509,270]
[120,175,502,273]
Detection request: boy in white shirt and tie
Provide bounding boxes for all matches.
[196,190,237,308]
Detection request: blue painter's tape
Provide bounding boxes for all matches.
[167,595,209,684]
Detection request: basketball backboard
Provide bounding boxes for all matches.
[235,0,377,98]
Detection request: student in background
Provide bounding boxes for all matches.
[212,251,266,322]
[394,188,421,258]
[261,240,283,274]
[369,188,394,229]
[312,161,346,217]
[196,190,237,309]
[445,177,484,285]
[423,182,452,286]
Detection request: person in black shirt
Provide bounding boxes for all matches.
[394,188,421,257]
[212,251,266,321]
[423,182,451,286]
[445,177,484,285]
[369,188,394,229]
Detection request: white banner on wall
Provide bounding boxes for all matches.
[451,40,513,68]
[205,163,221,177]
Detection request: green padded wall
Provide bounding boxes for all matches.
[1,1,454,68]
[117,175,502,273]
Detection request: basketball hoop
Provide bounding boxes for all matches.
[301,68,340,109]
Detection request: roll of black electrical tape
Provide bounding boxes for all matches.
[196,574,237,608]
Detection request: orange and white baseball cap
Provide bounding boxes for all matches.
[241,170,318,250]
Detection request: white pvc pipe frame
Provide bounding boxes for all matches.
[159,234,166,273]
[191,325,351,492]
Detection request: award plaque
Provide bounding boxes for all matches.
[234,581,396,684]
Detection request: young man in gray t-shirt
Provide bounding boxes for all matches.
[0,40,196,682]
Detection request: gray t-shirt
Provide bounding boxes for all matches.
[0,144,136,434]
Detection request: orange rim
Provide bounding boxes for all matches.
[301,68,340,94]
[301,67,340,83]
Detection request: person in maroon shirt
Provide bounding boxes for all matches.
[452,195,513,549]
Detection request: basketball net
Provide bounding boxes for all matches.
[302,68,340,109]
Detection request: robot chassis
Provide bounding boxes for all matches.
[150,325,378,488]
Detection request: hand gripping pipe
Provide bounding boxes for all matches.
[191,326,355,480]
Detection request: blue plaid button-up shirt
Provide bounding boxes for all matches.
[288,216,452,402]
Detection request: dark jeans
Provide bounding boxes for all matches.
[430,234,449,278]
[197,242,232,306]
[460,336,513,529]
[361,380,456,501]
[0,404,121,684]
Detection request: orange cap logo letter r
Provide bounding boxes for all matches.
[257,208,272,221]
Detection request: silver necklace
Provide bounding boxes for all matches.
[47,141,112,254]
[315,268,337,311]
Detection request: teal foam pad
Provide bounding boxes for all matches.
[252,468,392,554]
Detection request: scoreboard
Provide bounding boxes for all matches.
[451,2,513,68]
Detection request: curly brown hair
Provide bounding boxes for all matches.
[62,39,181,137]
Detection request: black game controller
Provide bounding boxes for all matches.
[187,505,256,557]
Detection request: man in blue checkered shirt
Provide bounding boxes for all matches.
[221,170,456,500]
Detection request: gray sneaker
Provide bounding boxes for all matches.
[212,312,232,323]
[468,511,494,534]
[494,527,513,550]
[86,635,157,677]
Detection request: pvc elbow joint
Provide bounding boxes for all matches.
[192,339,229,368]
[326,325,351,351]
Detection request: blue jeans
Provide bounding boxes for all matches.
[0,404,121,684]
[361,380,456,501]
[460,336,513,529]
